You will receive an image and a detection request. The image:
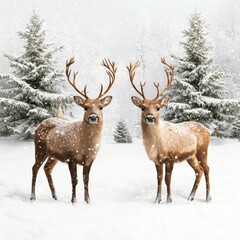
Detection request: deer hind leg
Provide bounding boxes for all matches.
[187,156,203,201]
[165,162,174,203]
[68,161,78,204]
[155,163,163,204]
[197,151,211,202]
[83,161,93,204]
[30,147,47,201]
[44,158,58,200]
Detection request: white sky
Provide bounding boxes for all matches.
[0,0,231,79]
[0,0,237,127]
[0,0,227,61]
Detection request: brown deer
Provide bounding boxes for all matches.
[30,58,117,203]
[127,58,211,203]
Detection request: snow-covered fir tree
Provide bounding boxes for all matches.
[113,120,133,143]
[226,75,240,140]
[232,116,240,140]
[0,12,72,139]
[164,11,240,137]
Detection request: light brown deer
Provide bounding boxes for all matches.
[30,58,117,203]
[127,58,211,203]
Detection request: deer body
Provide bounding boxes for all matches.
[31,58,116,203]
[37,118,102,166]
[127,58,211,203]
[142,121,209,165]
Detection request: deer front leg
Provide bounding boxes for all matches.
[83,161,93,204]
[165,162,174,203]
[44,158,58,200]
[68,161,78,204]
[187,157,203,201]
[30,151,47,201]
[155,163,163,204]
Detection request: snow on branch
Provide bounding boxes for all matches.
[0,74,72,105]
[4,54,34,70]
[167,102,191,110]
[183,108,211,118]
[0,97,30,112]
[203,96,240,108]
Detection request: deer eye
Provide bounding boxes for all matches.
[84,107,88,111]
[141,107,145,111]
[156,107,160,111]
[99,106,103,110]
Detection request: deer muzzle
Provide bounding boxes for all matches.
[88,114,99,124]
[145,114,155,124]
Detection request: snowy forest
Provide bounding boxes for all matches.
[0,0,240,140]
[0,1,240,240]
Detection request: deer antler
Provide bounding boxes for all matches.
[153,57,174,99]
[153,82,160,100]
[98,58,117,99]
[126,61,146,99]
[66,58,88,99]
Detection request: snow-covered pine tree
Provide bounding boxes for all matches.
[0,12,72,139]
[113,120,133,143]
[164,11,240,137]
[233,109,240,140]
[227,74,240,140]
[232,117,240,140]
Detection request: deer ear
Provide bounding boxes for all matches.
[158,96,170,108]
[74,96,85,107]
[131,96,143,108]
[100,96,112,107]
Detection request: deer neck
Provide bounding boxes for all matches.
[141,120,161,141]
[141,119,165,160]
[81,120,104,144]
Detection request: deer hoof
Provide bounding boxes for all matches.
[188,195,194,201]
[71,198,77,204]
[30,194,36,201]
[154,197,162,204]
[85,198,90,204]
[52,195,58,200]
[206,195,212,202]
[166,197,172,203]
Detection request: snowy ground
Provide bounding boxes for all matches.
[0,137,240,240]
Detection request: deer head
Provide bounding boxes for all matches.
[127,58,174,125]
[66,58,117,124]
